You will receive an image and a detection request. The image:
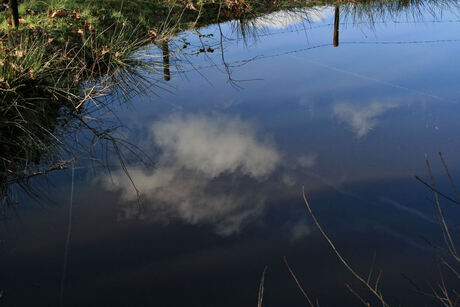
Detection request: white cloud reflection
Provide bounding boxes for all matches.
[103,114,281,235]
[333,102,399,138]
[297,153,318,168]
[290,219,312,241]
[253,7,333,29]
[153,114,279,178]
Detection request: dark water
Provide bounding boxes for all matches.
[1,4,460,306]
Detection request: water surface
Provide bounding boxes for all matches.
[1,3,460,306]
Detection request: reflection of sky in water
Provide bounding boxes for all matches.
[103,114,281,235]
[115,5,460,234]
[252,7,334,28]
[2,5,460,306]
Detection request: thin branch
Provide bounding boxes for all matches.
[424,159,457,258]
[302,186,389,307]
[367,251,377,284]
[283,256,315,307]
[438,152,460,202]
[257,266,268,307]
[415,176,460,206]
[345,283,371,307]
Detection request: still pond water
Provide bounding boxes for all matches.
[2,3,460,306]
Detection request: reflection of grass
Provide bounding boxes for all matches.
[341,0,459,20]
[0,24,150,205]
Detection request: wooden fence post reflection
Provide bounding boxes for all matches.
[161,39,171,81]
[333,6,339,47]
[9,0,20,28]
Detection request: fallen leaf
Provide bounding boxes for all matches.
[101,45,109,55]
[71,29,84,35]
[14,50,24,57]
[49,10,67,18]
[148,30,157,39]
[186,2,197,10]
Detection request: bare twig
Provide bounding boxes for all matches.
[424,159,458,258]
[283,256,315,307]
[401,272,440,300]
[5,159,77,185]
[375,270,382,291]
[415,176,460,206]
[367,251,377,284]
[345,283,371,307]
[302,186,389,307]
[439,152,460,201]
[257,266,267,307]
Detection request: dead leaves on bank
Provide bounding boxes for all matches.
[48,10,67,19]
[48,10,80,19]
[3,5,87,33]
